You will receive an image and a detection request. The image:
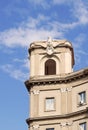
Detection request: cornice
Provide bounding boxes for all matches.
[28,42,72,54]
[26,107,88,125]
[25,68,88,92]
[29,39,70,48]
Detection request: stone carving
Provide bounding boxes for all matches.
[67,122,73,126]
[33,90,40,95]
[60,122,73,127]
[46,37,54,55]
[66,87,72,92]
[60,87,72,92]
[33,124,39,130]
[60,88,67,92]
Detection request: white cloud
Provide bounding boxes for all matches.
[53,0,88,26]
[28,0,44,4]
[54,21,79,31]
[0,1,88,48]
[0,64,29,81]
[0,14,85,48]
[0,16,63,48]
[74,33,86,47]
[71,0,88,25]
[22,59,29,70]
[13,58,29,70]
[53,0,70,4]
[0,57,30,81]
[29,0,72,6]
[73,33,88,66]
[28,0,50,9]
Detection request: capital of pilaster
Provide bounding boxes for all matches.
[33,124,39,130]
[33,90,40,95]
[60,88,67,93]
[66,87,72,92]
[60,122,66,127]
[60,121,73,127]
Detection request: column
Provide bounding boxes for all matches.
[67,87,72,113]
[30,90,40,117]
[60,88,67,114]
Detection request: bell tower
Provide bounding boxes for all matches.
[29,37,74,77]
[25,38,88,130]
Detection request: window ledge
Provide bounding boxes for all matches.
[45,109,56,112]
[77,102,87,107]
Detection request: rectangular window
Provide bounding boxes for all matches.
[45,97,55,111]
[46,128,54,130]
[78,91,86,105]
[79,122,86,130]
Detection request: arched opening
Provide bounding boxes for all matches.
[45,59,56,75]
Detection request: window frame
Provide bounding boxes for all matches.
[46,128,54,130]
[45,59,56,75]
[45,97,55,111]
[79,122,86,130]
[78,91,86,106]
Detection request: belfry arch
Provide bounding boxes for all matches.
[40,55,60,76]
[45,59,56,75]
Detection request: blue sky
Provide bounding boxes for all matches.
[0,0,88,130]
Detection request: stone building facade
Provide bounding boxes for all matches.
[25,38,88,130]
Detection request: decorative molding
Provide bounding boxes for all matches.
[26,108,88,125]
[66,87,72,92]
[33,124,39,130]
[67,122,73,126]
[60,88,67,92]
[60,122,66,127]
[60,122,73,127]
[60,87,72,93]
[46,37,54,55]
[33,90,40,95]
[25,67,88,92]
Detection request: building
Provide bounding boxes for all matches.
[25,38,88,130]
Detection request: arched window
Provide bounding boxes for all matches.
[45,59,56,75]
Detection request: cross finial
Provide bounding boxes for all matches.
[47,36,52,44]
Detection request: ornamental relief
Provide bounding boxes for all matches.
[33,90,40,95]
[32,124,39,130]
[46,37,54,55]
[60,122,73,127]
[60,87,72,92]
